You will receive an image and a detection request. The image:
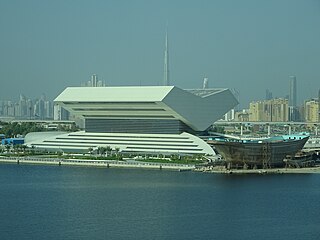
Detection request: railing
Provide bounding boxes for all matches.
[0,156,195,169]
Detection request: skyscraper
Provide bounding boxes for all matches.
[289,76,297,107]
[91,74,98,87]
[203,77,209,89]
[265,89,272,100]
[82,74,105,87]
[289,76,297,121]
[163,30,170,86]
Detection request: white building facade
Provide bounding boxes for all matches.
[25,86,238,155]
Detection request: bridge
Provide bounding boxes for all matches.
[214,120,320,136]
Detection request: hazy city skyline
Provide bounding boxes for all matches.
[1,0,319,107]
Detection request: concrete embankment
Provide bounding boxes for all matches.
[0,156,195,171]
[195,166,320,174]
[4,156,319,174]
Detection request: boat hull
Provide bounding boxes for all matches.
[209,136,309,168]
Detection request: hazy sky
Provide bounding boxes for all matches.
[1,0,319,107]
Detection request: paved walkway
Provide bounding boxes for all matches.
[0,156,195,171]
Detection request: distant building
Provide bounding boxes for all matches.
[91,74,98,87]
[318,89,320,123]
[44,101,53,119]
[235,110,250,122]
[163,31,170,86]
[289,76,297,107]
[203,77,209,89]
[249,101,264,121]
[304,99,319,123]
[249,98,288,122]
[82,74,106,87]
[53,104,69,120]
[267,98,288,122]
[1,138,24,145]
[3,101,14,117]
[224,109,235,121]
[0,94,52,120]
[265,89,273,100]
[289,76,298,121]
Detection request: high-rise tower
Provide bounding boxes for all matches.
[265,89,273,100]
[163,30,170,86]
[91,74,98,87]
[289,76,297,107]
[289,76,297,121]
[203,77,209,89]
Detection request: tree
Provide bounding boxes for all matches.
[70,123,79,132]
[0,122,46,137]
[21,145,27,153]
[5,144,11,153]
[30,146,36,154]
[97,146,106,156]
[106,146,112,157]
[115,147,120,155]
[212,126,225,134]
[88,147,93,155]
[13,144,21,153]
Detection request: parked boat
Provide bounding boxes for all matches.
[208,134,309,168]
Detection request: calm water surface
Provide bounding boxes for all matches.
[0,163,320,240]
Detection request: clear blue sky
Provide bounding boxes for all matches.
[0,0,319,107]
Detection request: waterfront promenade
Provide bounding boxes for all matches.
[2,156,320,174]
[196,165,320,174]
[0,156,195,171]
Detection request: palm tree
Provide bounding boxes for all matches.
[106,146,112,157]
[114,147,122,160]
[21,145,27,154]
[30,146,35,155]
[57,150,63,157]
[13,144,23,154]
[115,147,120,156]
[88,147,93,155]
[5,144,11,153]
[97,146,106,156]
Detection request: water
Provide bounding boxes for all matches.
[0,163,320,240]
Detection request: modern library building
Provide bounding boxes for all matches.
[25,86,238,155]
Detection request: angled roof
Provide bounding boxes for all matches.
[163,87,238,130]
[54,86,174,102]
[54,86,238,131]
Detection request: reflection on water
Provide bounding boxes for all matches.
[0,164,319,240]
